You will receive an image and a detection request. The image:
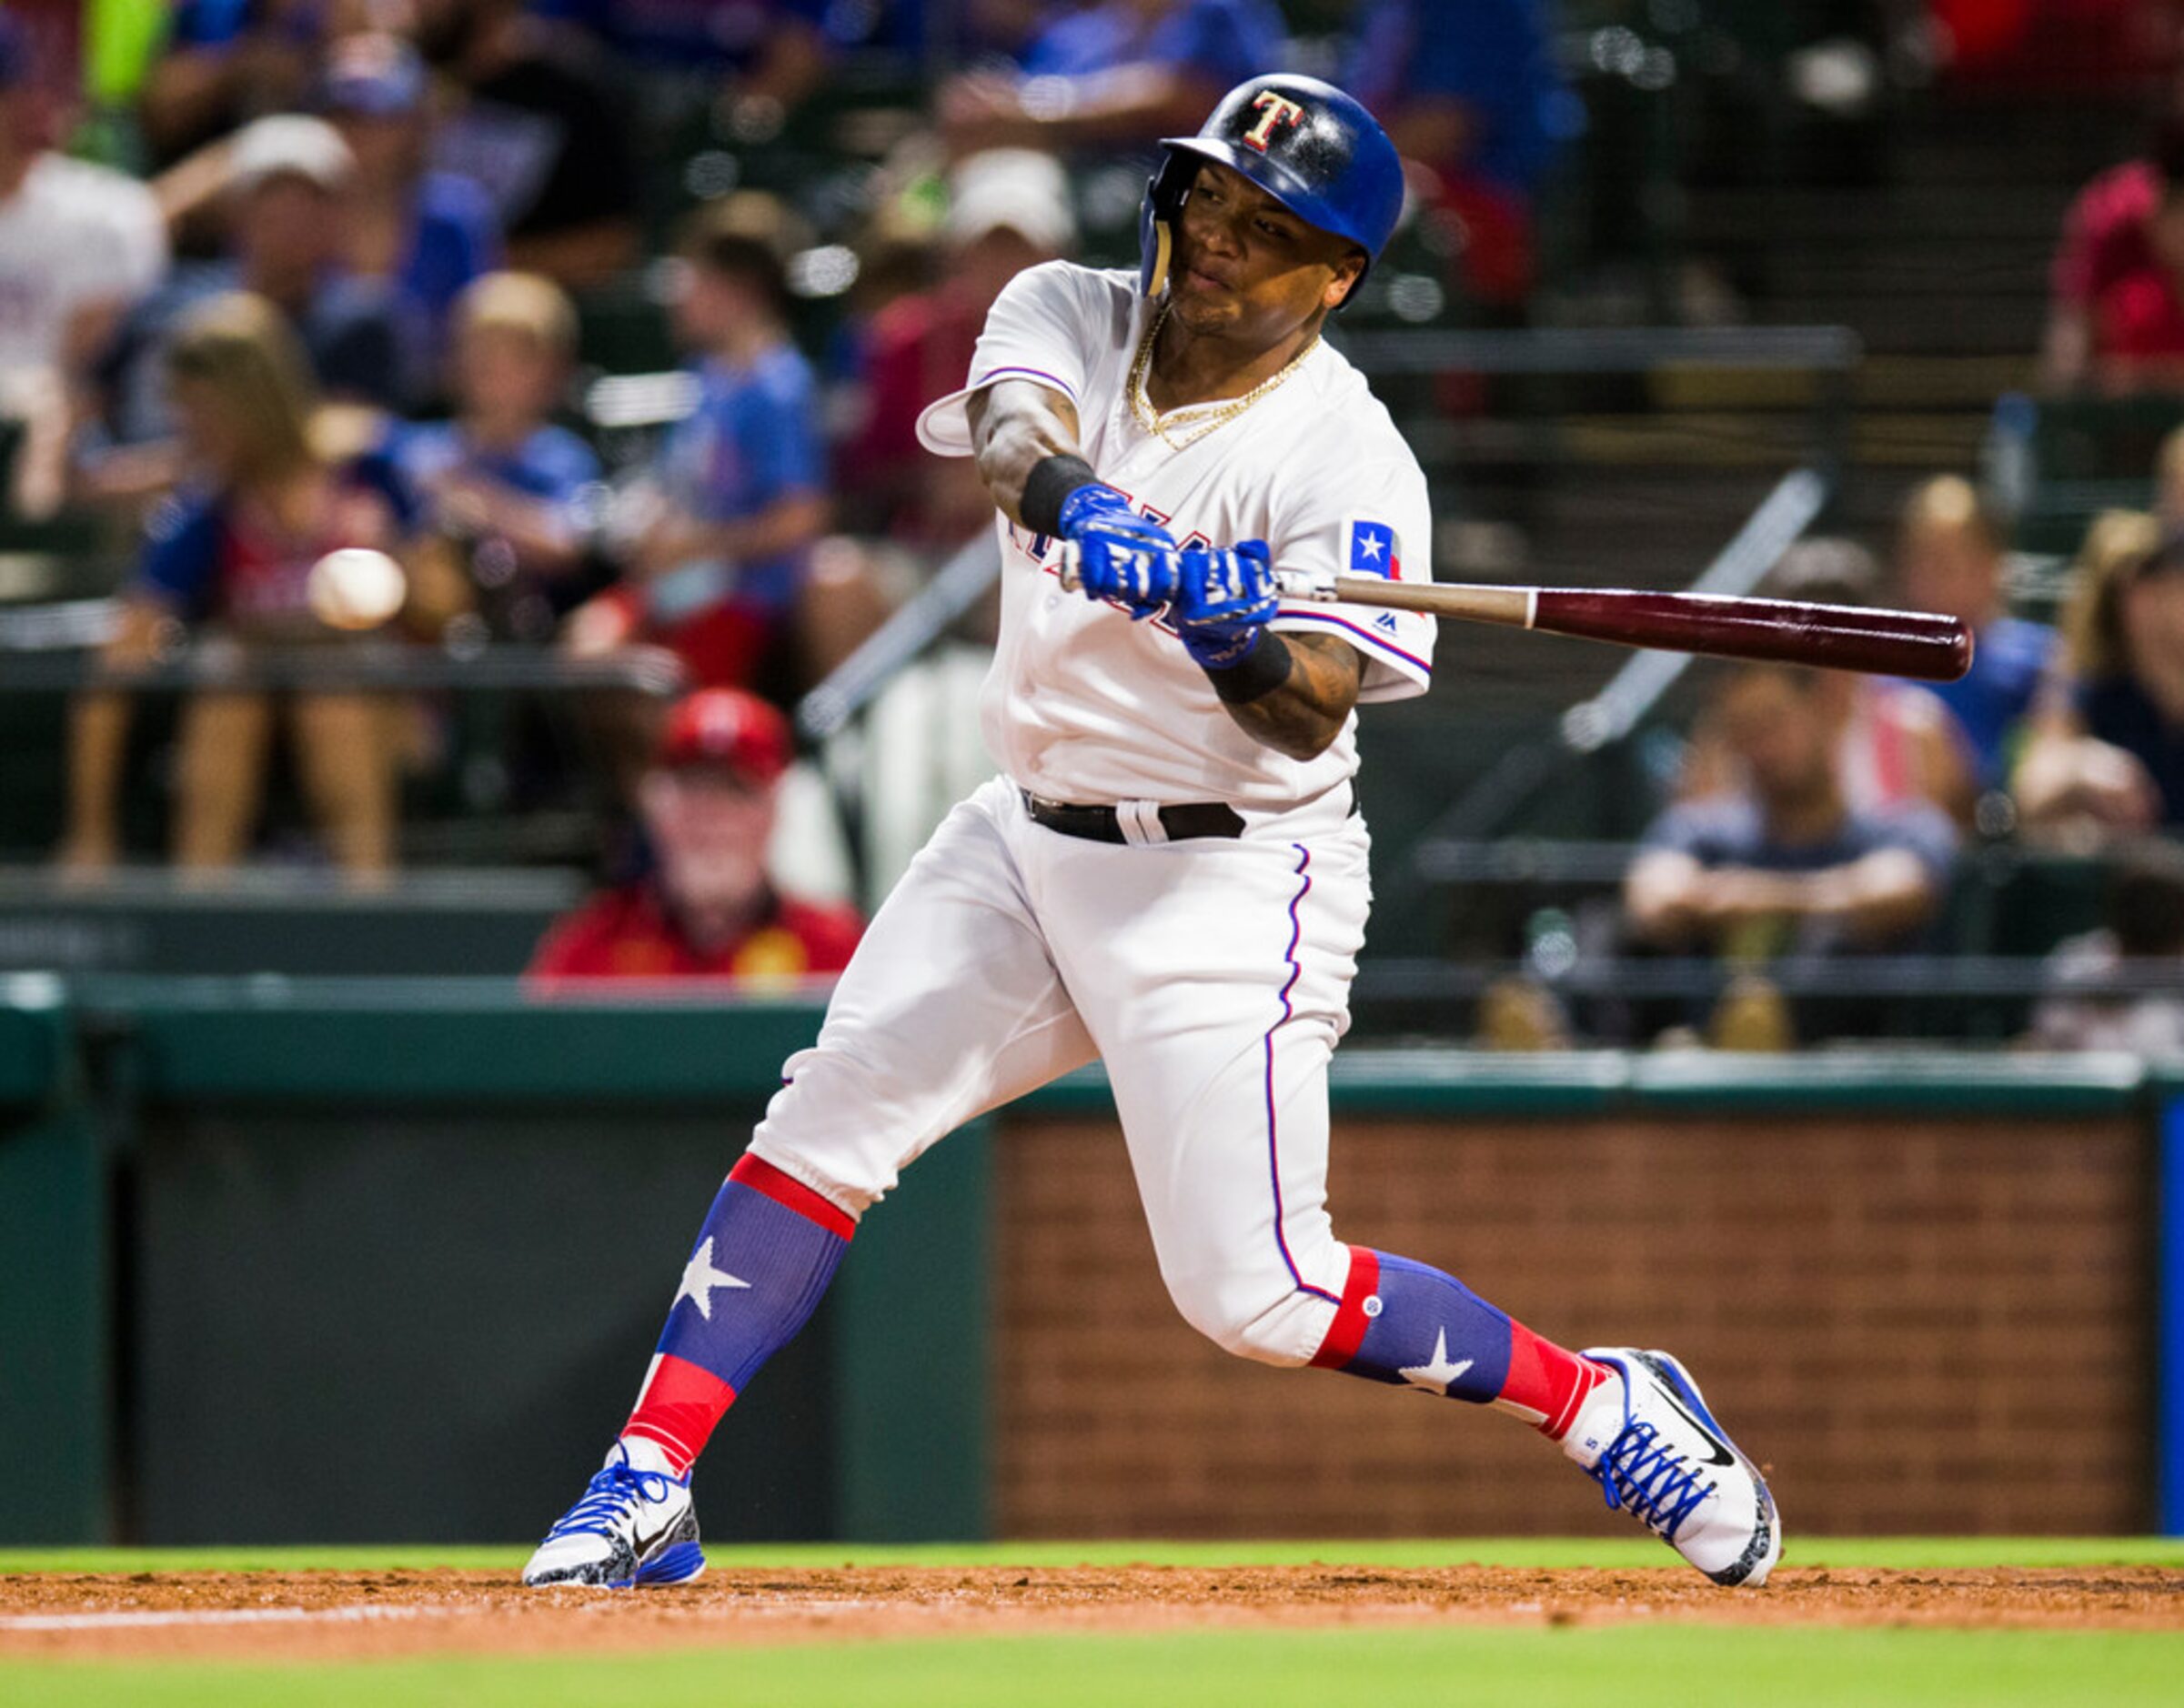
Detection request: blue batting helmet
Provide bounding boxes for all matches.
[1139,74,1404,302]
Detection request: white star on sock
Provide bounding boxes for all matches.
[1399,1328,1474,1396]
[673,1237,750,1321]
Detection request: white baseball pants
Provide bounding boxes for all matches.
[748,775,1371,1366]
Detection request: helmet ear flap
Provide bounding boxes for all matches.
[1138,150,1196,297]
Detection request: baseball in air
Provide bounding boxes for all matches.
[307,548,408,630]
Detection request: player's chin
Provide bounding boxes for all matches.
[1166,289,1238,333]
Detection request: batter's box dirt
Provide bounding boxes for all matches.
[4,1566,2182,1662]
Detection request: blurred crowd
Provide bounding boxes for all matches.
[0,0,1570,919]
[8,2,2184,1030]
[1595,468,2184,1051]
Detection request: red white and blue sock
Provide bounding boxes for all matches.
[1311,1246,1609,1440]
[620,1153,854,1473]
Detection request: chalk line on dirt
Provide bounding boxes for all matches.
[0,1603,474,1633]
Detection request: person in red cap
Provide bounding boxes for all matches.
[526,688,862,989]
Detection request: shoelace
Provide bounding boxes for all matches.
[1587,1420,1715,1542]
[545,1462,678,1541]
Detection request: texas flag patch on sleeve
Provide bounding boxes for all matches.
[1346,517,1400,578]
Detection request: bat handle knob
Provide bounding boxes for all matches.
[1272,568,1339,603]
[1056,541,1082,592]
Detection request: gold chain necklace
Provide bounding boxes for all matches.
[1127,302,1319,452]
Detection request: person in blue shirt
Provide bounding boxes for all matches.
[1627,659,1958,959]
[322,33,503,407]
[1893,476,2058,794]
[1341,0,1573,305]
[938,0,1286,160]
[564,197,828,693]
[391,270,603,638]
[62,291,425,881]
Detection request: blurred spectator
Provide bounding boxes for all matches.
[2042,110,2184,390]
[0,16,169,517]
[322,33,502,404]
[527,687,862,987]
[1679,539,1975,824]
[2017,509,2184,839]
[61,292,428,881]
[1895,475,2057,792]
[840,148,1074,545]
[2025,838,2184,1054]
[549,0,831,134]
[90,115,407,492]
[137,0,343,166]
[1342,0,1569,307]
[565,196,827,693]
[1627,659,1960,961]
[938,0,1284,160]
[418,0,640,288]
[390,270,602,638]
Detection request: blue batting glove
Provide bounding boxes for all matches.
[1059,484,1180,618]
[1173,540,1278,670]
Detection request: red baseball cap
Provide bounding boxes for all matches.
[654,688,793,785]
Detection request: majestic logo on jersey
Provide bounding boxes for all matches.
[1345,518,1399,578]
[1242,92,1306,152]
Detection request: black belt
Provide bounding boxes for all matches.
[1022,790,1245,844]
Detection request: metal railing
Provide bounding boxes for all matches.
[1414,461,1833,843]
[0,638,688,698]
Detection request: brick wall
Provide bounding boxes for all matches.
[992,1113,2151,1537]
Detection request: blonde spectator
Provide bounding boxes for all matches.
[389,271,601,638]
[60,293,428,882]
[2016,510,2184,840]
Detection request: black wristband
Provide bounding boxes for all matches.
[1205,630,1294,704]
[1020,453,1100,538]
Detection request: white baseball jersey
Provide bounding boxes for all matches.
[917,261,1435,812]
[0,155,163,386]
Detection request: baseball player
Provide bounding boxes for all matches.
[523,74,1780,1590]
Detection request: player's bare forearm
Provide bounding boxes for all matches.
[1214,632,1361,761]
[1804,850,1940,945]
[1624,849,1706,946]
[967,381,1083,530]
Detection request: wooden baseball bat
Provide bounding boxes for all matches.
[1310,575,1975,682]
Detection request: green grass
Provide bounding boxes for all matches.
[5,1542,2183,1708]
[9,1627,2184,1708]
[5,1536,2184,1573]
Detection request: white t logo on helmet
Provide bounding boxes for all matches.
[1242,92,1306,152]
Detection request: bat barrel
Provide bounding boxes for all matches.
[1533,590,1974,683]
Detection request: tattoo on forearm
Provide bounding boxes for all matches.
[1221,633,1362,761]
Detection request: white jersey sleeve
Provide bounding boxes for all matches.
[915,261,1122,457]
[1266,451,1435,703]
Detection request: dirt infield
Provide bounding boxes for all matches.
[4,1564,2182,1663]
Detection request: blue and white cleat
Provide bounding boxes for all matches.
[522,1440,705,1589]
[1564,1347,1781,1587]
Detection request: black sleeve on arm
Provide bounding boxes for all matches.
[1019,452,1100,538]
[1206,631,1295,704]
